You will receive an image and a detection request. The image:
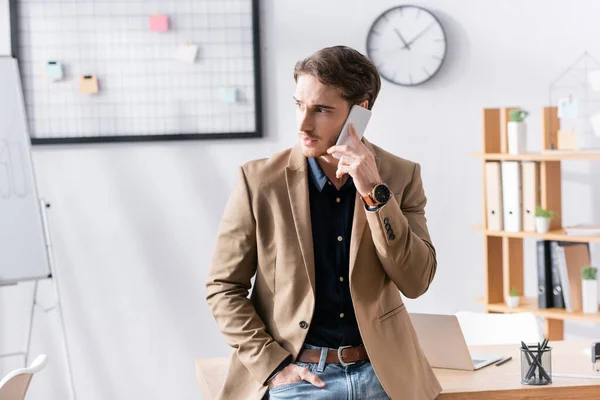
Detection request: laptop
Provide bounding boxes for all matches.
[409,313,503,371]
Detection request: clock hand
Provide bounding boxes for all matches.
[393,28,411,50]
[402,21,436,49]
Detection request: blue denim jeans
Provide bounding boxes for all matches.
[265,344,390,399]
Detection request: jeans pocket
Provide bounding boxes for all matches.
[268,362,317,393]
[268,380,306,393]
[293,361,316,373]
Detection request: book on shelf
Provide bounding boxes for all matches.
[548,241,565,309]
[564,224,600,236]
[536,241,553,308]
[539,240,591,312]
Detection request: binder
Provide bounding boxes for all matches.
[557,242,590,313]
[555,244,572,312]
[550,241,565,309]
[501,161,522,232]
[521,161,539,232]
[484,162,503,231]
[536,240,553,309]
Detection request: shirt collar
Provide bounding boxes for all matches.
[307,157,354,192]
[307,157,329,192]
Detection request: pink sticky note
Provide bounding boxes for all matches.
[149,15,169,32]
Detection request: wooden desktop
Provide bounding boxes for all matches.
[195,340,600,399]
[436,339,600,399]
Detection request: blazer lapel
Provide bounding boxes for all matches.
[285,144,316,294]
[349,138,381,277]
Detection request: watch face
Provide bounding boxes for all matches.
[374,184,391,203]
[366,5,447,86]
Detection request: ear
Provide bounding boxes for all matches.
[359,100,369,109]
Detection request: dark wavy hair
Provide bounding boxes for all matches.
[293,46,381,110]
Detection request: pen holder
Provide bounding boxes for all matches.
[520,344,552,385]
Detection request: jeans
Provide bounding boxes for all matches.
[265,344,390,399]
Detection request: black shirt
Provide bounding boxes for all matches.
[265,157,364,382]
[304,157,362,347]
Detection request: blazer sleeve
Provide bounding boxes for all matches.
[365,162,437,298]
[206,166,291,385]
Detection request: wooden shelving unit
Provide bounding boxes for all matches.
[475,297,600,323]
[473,226,600,243]
[473,151,600,161]
[476,106,600,341]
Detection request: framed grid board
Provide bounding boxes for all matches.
[11,0,262,144]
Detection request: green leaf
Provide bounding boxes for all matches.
[582,266,598,280]
[535,205,556,218]
[509,109,529,122]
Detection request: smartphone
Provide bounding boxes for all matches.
[332,104,372,159]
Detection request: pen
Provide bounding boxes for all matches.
[495,356,512,366]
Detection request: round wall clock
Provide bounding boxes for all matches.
[366,5,447,86]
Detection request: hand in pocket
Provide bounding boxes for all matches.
[268,363,326,389]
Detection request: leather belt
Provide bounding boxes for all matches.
[296,345,369,367]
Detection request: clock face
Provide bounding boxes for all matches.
[366,5,447,86]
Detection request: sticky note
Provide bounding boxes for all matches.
[176,43,198,63]
[557,97,578,119]
[218,87,237,103]
[149,14,169,32]
[45,61,63,81]
[79,75,99,94]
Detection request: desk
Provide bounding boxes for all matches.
[195,340,600,400]
[436,340,600,399]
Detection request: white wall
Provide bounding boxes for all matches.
[0,0,10,56]
[3,0,600,399]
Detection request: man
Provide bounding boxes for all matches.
[206,45,441,399]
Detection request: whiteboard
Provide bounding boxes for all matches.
[0,57,50,285]
[14,0,262,144]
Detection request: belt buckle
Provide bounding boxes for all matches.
[337,345,356,367]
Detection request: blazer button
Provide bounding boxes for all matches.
[299,321,308,329]
[383,217,390,224]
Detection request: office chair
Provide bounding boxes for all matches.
[0,354,48,400]
[455,311,544,346]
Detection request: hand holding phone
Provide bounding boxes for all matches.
[331,104,372,159]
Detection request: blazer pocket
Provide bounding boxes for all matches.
[379,303,406,322]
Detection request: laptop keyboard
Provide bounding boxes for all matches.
[472,359,486,365]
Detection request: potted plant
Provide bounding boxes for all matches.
[507,108,529,155]
[506,287,520,308]
[535,205,556,234]
[582,266,598,314]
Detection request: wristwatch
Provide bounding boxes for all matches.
[362,183,391,207]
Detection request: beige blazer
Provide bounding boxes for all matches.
[206,138,441,399]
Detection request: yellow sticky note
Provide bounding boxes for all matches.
[79,75,99,94]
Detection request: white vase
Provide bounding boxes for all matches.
[582,280,599,314]
[535,217,551,234]
[507,121,527,155]
[506,296,520,308]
